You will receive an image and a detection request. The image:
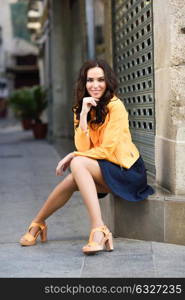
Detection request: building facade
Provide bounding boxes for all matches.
[0,0,39,103]
[27,0,185,245]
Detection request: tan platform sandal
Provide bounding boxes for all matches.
[19,222,47,246]
[82,225,114,255]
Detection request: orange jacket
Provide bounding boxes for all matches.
[73,96,140,169]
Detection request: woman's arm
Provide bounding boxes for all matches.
[74,97,98,152]
[74,113,91,151]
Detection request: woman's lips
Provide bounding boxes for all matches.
[91,90,101,94]
[90,90,102,98]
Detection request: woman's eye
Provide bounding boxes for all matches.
[87,78,105,82]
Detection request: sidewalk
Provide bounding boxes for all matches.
[0,117,185,278]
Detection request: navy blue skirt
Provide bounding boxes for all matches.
[97,156,155,202]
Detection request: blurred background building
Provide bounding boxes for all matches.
[0,0,39,117]
[1,0,185,245]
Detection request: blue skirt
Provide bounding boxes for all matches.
[97,156,155,202]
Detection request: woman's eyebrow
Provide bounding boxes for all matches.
[87,76,105,79]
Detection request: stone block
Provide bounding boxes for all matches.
[153,0,170,70]
[155,135,176,193]
[169,0,185,66]
[114,196,164,242]
[176,138,185,194]
[165,199,185,245]
[109,187,185,246]
[100,194,115,234]
[154,69,171,137]
[153,0,185,194]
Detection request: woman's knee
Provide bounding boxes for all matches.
[70,156,88,171]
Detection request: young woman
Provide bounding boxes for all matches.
[19,59,154,255]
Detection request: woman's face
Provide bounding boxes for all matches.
[86,67,106,100]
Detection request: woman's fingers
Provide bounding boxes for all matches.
[81,97,98,114]
[83,97,98,107]
[56,168,63,176]
[56,162,64,176]
[56,162,69,176]
[90,99,97,106]
[56,154,72,176]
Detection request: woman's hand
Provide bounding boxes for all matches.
[81,97,99,115]
[79,97,98,133]
[56,152,75,176]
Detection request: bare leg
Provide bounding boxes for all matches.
[33,173,77,223]
[70,156,111,230]
[22,167,109,239]
[70,156,111,245]
[20,173,77,240]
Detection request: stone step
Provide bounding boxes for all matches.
[101,181,185,246]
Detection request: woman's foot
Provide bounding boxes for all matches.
[82,225,114,255]
[92,230,104,244]
[28,220,46,237]
[19,221,47,246]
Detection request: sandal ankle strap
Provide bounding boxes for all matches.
[29,222,46,231]
[91,225,110,234]
[89,225,110,243]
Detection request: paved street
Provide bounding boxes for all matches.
[1,116,185,278]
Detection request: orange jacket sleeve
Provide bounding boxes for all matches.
[74,113,92,152]
[74,100,128,160]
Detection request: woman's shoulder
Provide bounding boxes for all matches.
[108,95,127,112]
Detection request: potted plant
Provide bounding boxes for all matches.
[8,87,36,129]
[9,85,48,138]
[0,78,9,118]
[30,85,48,139]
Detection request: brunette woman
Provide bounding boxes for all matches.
[19,59,154,255]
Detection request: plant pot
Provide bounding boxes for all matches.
[0,99,8,118]
[21,119,33,130]
[32,122,48,139]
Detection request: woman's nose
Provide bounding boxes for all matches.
[93,80,99,88]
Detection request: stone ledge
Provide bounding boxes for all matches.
[113,184,185,246]
[101,181,185,246]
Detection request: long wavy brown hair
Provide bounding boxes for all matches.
[72,59,118,128]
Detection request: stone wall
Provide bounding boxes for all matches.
[154,0,185,194]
